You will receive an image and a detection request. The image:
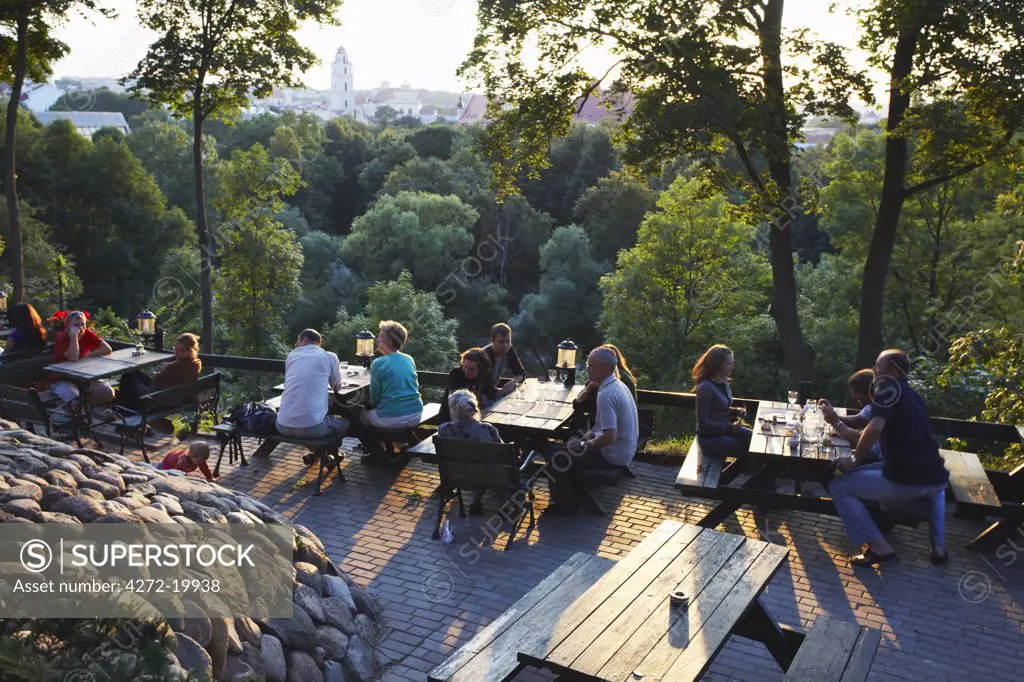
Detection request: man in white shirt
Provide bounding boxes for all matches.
[276,329,349,439]
[545,347,639,516]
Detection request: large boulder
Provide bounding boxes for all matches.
[235,617,262,648]
[263,604,317,650]
[286,650,322,682]
[174,633,213,681]
[315,626,349,661]
[343,636,375,682]
[320,597,355,635]
[259,634,287,682]
[295,562,323,597]
[294,583,326,623]
[322,576,356,613]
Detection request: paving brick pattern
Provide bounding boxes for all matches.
[162,437,1024,681]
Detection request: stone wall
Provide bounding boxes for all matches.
[0,421,379,682]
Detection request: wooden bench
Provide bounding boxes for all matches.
[112,373,222,461]
[676,438,724,492]
[0,384,66,441]
[0,346,57,388]
[783,616,880,681]
[217,421,347,495]
[428,552,614,682]
[939,449,1024,551]
[361,402,443,468]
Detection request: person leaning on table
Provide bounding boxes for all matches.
[51,310,115,412]
[828,349,949,568]
[818,368,881,464]
[276,329,349,439]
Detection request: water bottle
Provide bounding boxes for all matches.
[440,519,454,544]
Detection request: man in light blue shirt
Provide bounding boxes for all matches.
[545,347,638,516]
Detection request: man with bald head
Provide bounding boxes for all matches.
[545,347,639,516]
[829,348,949,567]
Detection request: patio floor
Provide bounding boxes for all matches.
[131,435,1024,682]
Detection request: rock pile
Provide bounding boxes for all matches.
[0,421,379,682]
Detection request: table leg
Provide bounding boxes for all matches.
[251,437,280,459]
[731,597,803,671]
[73,379,104,450]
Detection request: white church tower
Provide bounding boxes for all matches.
[330,47,354,114]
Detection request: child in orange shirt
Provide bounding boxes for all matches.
[159,441,215,481]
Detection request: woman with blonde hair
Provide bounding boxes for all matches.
[118,333,202,409]
[692,344,751,458]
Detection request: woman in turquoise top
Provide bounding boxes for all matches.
[362,320,424,429]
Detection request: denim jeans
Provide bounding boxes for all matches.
[828,461,945,549]
[276,416,348,439]
[697,427,753,458]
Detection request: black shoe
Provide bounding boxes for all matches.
[850,549,898,567]
[543,503,579,517]
[930,550,949,565]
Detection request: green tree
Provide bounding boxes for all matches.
[127,0,341,353]
[374,105,399,126]
[574,171,658,264]
[341,191,477,291]
[1,0,110,303]
[44,134,195,315]
[940,326,1024,469]
[515,226,607,359]
[461,0,871,389]
[212,144,304,357]
[323,271,458,371]
[407,125,457,160]
[127,117,219,220]
[357,130,417,199]
[854,1,1024,368]
[287,229,347,333]
[599,176,772,389]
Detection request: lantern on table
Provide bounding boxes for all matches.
[135,310,157,353]
[556,339,578,388]
[355,330,375,369]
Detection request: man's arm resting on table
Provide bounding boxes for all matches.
[94,338,112,356]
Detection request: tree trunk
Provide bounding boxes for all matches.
[4,15,29,304]
[192,108,214,354]
[856,25,923,369]
[760,0,814,389]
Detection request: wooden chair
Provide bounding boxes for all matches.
[113,372,222,460]
[783,616,880,681]
[0,384,64,440]
[433,436,536,550]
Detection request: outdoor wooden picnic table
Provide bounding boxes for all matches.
[480,378,583,435]
[430,519,798,682]
[272,366,370,397]
[45,348,174,447]
[679,400,856,528]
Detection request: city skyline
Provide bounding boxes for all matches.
[53,0,876,100]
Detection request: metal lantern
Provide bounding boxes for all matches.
[355,330,375,368]
[556,339,578,388]
[136,310,157,336]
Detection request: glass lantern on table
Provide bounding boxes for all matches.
[355,330,375,373]
[555,339,578,388]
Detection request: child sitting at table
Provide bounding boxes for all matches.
[159,441,215,481]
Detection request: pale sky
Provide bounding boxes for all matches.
[53,0,871,97]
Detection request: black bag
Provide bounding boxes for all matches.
[228,402,278,436]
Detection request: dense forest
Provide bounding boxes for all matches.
[1,92,1021,457]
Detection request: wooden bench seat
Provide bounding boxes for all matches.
[217,421,347,495]
[675,438,725,493]
[428,552,613,682]
[783,616,880,682]
[112,373,221,461]
[939,449,1002,514]
[362,402,442,468]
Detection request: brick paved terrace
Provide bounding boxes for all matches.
[128,433,1024,682]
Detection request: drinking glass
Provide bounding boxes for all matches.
[547,369,557,383]
[787,390,798,407]
[340,361,349,374]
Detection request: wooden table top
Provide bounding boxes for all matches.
[481,378,583,434]
[45,348,174,381]
[432,519,788,682]
[274,368,370,396]
[749,400,853,463]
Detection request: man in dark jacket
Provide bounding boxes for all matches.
[829,349,950,567]
[483,322,526,397]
